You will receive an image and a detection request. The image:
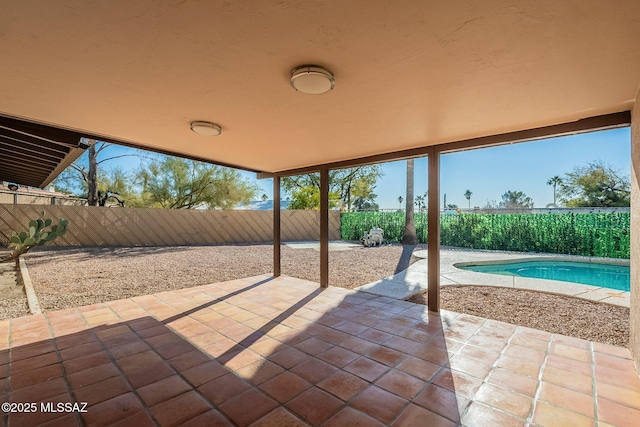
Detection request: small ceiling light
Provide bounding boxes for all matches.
[290,65,335,95]
[190,121,222,136]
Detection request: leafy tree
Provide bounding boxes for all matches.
[351,175,380,211]
[96,168,136,207]
[483,200,499,209]
[415,195,425,211]
[499,190,534,208]
[464,189,472,210]
[402,159,418,245]
[281,166,382,210]
[559,161,630,207]
[352,197,379,211]
[286,186,340,210]
[53,139,140,206]
[350,174,380,211]
[137,157,257,209]
[546,176,563,206]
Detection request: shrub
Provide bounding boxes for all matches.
[340,211,629,258]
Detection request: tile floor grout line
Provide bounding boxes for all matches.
[590,340,600,425]
[390,308,488,424]
[3,317,13,427]
[411,325,467,424]
[189,338,289,423]
[265,293,446,425]
[375,311,458,426]
[131,284,327,426]
[457,318,533,424]
[454,316,493,424]
[457,323,541,425]
[525,332,553,425]
[43,309,85,427]
[255,290,362,425]
[238,282,362,426]
[246,295,335,426]
[8,276,637,426]
[336,326,436,425]
[78,300,163,426]
[116,295,236,426]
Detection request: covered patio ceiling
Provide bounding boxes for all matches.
[1,1,639,175]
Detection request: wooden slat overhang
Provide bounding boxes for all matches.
[0,115,89,188]
[0,113,271,190]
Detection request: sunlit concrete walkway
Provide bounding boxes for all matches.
[357,248,630,307]
[284,241,362,251]
[2,275,638,426]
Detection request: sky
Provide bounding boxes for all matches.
[91,127,631,210]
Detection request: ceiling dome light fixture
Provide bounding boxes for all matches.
[290,65,335,95]
[190,121,222,136]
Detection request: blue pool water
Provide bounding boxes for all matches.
[457,260,630,292]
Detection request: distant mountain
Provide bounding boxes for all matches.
[234,200,291,211]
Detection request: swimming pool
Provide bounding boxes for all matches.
[456,260,630,292]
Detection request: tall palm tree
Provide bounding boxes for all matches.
[547,176,562,205]
[397,196,403,210]
[464,189,472,210]
[402,159,418,245]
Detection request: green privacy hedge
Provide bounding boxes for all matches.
[340,211,630,259]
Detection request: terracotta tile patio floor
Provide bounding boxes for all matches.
[1,275,639,426]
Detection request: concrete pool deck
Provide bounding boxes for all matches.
[355,248,631,307]
[284,241,363,251]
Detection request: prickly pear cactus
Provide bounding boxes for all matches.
[7,211,69,260]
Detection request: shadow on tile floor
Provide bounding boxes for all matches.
[4,274,639,426]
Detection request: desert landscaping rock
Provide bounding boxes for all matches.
[24,244,416,311]
[19,244,630,347]
[0,260,31,320]
[407,286,629,347]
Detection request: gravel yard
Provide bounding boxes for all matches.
[0,261,30,320]
[20,244,631,347]
[24,244,417,311]
[408,286,630,347]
